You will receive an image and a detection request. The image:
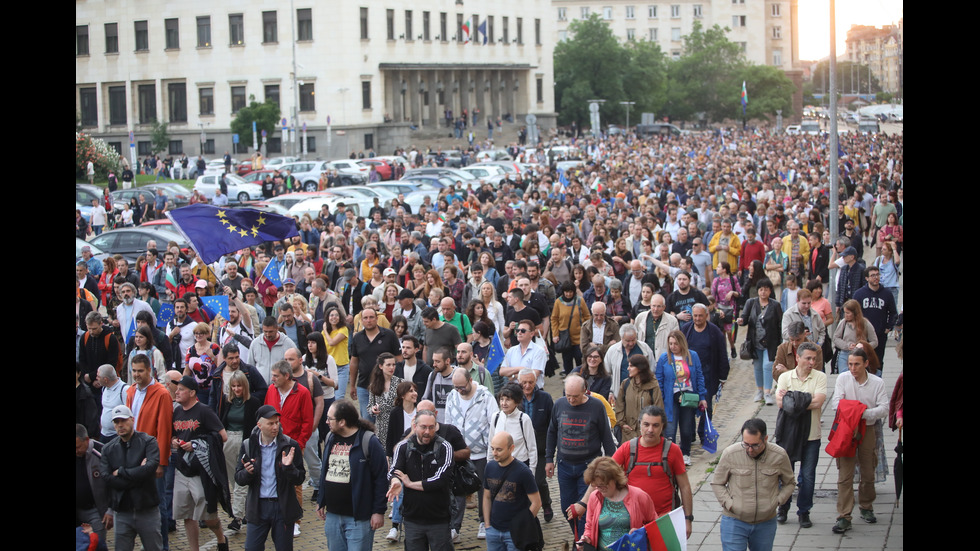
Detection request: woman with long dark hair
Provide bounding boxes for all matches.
[367,352,401,452]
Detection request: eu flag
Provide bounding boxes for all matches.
[609,526,648,551]
[485,333,505,375]
[157,303,175,328]
[124,317,137,343]
[167,204,299,264]
[263,261,283,288]
[201,295,229,320]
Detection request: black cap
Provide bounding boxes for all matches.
[177,375,199,392]
[255,405,281,421]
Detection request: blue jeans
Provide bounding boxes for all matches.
[246,499,292,551]
[391,487,405,524]
[780,439,820,516]
[336,364,350,401]
[753,348,773,390]
[486,526,519,551]
[720,516,777,551]
[356,386,373,421]
[92,225,104,236]
[324,513,373,551]
[557,459,589,536]
[836,351,850,373]
[666,393,697,455]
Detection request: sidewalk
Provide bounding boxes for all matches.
[687,341,904,551]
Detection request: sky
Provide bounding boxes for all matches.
[797,0,904,61]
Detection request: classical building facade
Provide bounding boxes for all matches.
[844,20,902,95]
[76,0,556,160]
[552,0,798,69]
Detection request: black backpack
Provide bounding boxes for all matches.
[625,436,682,510]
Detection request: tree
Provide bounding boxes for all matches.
[230,95,281,151]
[76,132,122,182]
[150,120,169,155]
[739,65,794,122]
[665,22,745,123]
[554,14,628,126]
[622,39,668,122]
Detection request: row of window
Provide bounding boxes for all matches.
[557,5,701,21]
[370,8,541,45]
[556,3,782,22]
[105,135,294,157]
[78,81,374,127]
[77,10,314,55]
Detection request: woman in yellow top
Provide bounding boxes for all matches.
[360,245,382,282]
[323,306,351,400]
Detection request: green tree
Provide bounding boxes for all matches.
[150,120,169,155]
[665,22,745,123]
[622,39,668,122]
[554,14,628,126]
[230,96,281,150]
[739,65,794,122]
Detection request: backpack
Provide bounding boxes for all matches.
[322,429,375,464]
[84,328,125,378]
[493,411,531,463]
[625,436,682,509]
[619,379,658,409]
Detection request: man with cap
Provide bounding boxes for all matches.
[236,404,305,551]
[834,247,866,311]
[372,267,404,302]
[171,376,229,551]
[101,405,163,551]
[393,288,425,343]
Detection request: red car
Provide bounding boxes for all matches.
[360,159,393,181]
[236,161,254,176]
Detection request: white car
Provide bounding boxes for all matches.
[193,173,263,203]
[279,160,369,191]
[460,165,507,185]
[785,125,801,135]
[288,196,370,219]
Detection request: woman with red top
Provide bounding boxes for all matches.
[580,457,658,550]
[253,260,278,309]
[98,257,119,305]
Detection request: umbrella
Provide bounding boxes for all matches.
[893,428,903,505]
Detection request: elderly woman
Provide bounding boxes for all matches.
[613,355,664,442]
[605,279,631,326]
[580,457,658,551]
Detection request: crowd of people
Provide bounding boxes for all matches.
[77,126,903,551]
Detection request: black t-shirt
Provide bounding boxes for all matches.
[505,306,542,347]
[172,401,224,474]
[322,432,357,516]
[350,328,401,388]
[484,459,537,531]
[666,288,709,318]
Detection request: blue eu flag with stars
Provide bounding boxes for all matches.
[485,333,505,375]
[167,204,299,264]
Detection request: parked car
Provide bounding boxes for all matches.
[110,189,169,214]
[193,173,263,203]
[360,159,393,180]
[278,161,369,191]
[76,238,109,264]
[142,183,192,207]
[87,227,189,263]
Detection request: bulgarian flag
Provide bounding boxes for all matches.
[165,270,178,295]
[591,177,603,193]
[608,507,686,551]
[462,19,472,44]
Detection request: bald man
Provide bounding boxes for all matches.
[483,431,541,550]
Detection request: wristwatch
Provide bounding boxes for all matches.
[685,515,695,521]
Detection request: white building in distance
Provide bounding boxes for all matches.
[76,0,556,160]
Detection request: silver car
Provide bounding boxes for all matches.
[193,173,264,203]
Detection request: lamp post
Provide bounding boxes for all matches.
[619,101,635,131]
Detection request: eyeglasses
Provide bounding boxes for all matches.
[453,385,469,392]
[516,328,529,334]
[587,355,602,360]
[741,441,763,450]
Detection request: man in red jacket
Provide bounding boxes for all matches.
[126,355,174,550]
[264,359,313,537]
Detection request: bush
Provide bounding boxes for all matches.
[76,132,122,182]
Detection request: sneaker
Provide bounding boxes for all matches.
[543,506,554,523]
[228,518,242,532]
[764,393,774,406]
[478,522,487,540]
[451,529,461,543]
[799,513,813,528]
[860,509,877,524]
[386,527,400,542]
[832,518,851,534]
[753,390,763,402]
[293,523,301,537]
[311,489,319,502]
[683,455,692,466]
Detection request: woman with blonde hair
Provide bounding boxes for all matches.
[218,369,260,530]
[655,330,707,465]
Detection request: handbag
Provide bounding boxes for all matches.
[701,410,719,454]
[452,459,482,496]
[679,391,700,408]
[739,340,754,361]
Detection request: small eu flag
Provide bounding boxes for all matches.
[263,261,283,288]
[485,333,505,375]
[201,295,229,320]
[157,303,175,328]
